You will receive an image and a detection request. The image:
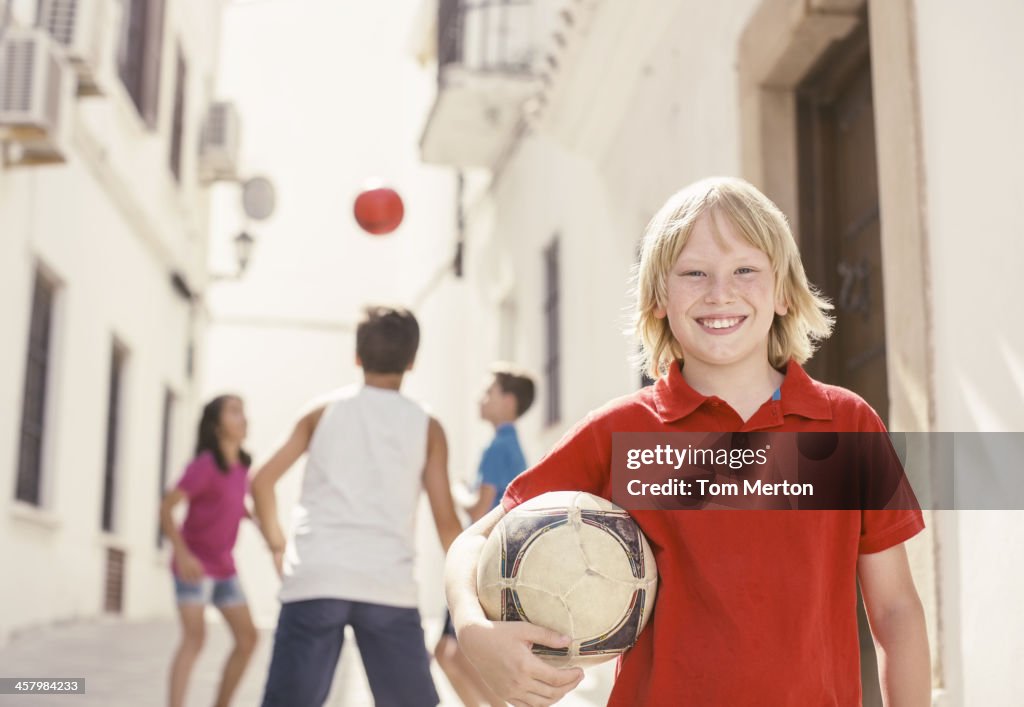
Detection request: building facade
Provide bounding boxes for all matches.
[0,0,228,644]
[417,0,1024,704]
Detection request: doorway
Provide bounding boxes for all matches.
[797,25,889,426]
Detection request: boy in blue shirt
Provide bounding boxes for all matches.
[436,364,535,706]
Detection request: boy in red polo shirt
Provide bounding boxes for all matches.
[444,177,930,706]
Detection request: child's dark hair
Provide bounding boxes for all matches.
[491,363,536,418]
[195,395,252,473]
[356,305,420,374]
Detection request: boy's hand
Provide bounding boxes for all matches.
[175,550,204,583]
[458,618,584,706]
[271,549,285,578]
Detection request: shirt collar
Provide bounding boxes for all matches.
[495,422,517,436]
[653,359,832,423]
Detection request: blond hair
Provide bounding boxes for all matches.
[633,176,834,379]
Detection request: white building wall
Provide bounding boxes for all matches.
[913,1,1024,704]
[599,0,762,214]
[0,0,226,644]
[915,0,1024,432]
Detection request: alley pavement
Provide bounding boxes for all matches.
[0,616,613,706]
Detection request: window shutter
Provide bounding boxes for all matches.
[543,238,561,425]
[141,0,165,128]
[104,548,126,613]
[118,0,146,113]
[16,272,56,506]
[101,343,126,532]
[156,389,175,546]
[169,46,186,181]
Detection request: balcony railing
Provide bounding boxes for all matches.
[437,0,534,79]
[421,0,540,167]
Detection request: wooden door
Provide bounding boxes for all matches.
[798,27,889,426]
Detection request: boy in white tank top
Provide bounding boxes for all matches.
[252,306,462,707]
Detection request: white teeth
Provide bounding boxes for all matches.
[700,317,742,329]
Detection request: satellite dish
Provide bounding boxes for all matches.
[241,176,276,221]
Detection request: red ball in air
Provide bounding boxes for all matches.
[353,184,404,235]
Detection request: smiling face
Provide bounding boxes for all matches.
[655,210,789,373]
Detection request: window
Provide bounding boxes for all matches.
[168,46,186,182]
[156,388,175,546]
[185,338,194,379]
[118,0,166,127]
[436,0,463,68]
[15,270,58,506]
[436,0,534,74]
[542,238,561,425]
[101,341,128,532]
[104,548,126,613]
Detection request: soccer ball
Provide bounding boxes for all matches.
[477,491,658,667]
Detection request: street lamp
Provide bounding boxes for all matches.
[210,230,257,282]
[210,175,275,282]
[234,230,255,274]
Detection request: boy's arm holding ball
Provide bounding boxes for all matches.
[858,542,931,706]
[445,505,584,706]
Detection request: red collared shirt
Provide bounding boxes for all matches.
[503,360,924,706]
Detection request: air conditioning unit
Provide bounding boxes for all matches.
[38,0,120,96]
[199,102,241,183]
[0,28,74,166]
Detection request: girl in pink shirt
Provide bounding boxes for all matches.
[160,395,258,707]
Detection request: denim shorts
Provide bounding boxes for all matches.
[173,574,247,607]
